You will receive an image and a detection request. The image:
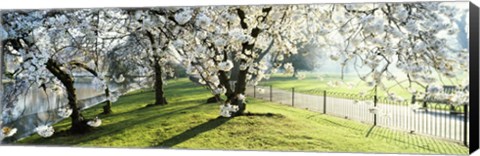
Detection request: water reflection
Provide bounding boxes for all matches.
[1,77,151,143]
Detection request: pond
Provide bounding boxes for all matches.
[0,77,152,143]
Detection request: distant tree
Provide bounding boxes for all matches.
[288,43,323,77]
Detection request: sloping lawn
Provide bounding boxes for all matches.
[16,78,468,155]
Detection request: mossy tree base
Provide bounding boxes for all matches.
[69,120,93,134]
[101,104,113,115]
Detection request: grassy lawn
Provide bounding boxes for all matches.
[261,72,466,99]
[15,78,468,154]
[259,72,468,111]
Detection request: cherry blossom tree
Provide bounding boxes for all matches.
[1,10,108,134]
[312,2,469,110]
[154,5,322,117]
[168,2,468,117]
[1,2,468,128]
[1,19,19,142]
[84,9,131,114]
[119,8,184,107]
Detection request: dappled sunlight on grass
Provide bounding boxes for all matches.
[15,78,468,155]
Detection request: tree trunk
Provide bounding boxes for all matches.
[0,47,4,126]
[218,70,234,98]
[231,69,248,116]
[46,59,90,134]
[145,31,167,106]
[154,59,167,105]
[292,67,298,78]
[229,60,240,82]
[102,87,112,114]
[218,67,247,116]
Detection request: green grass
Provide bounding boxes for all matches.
[261,72,466,100]
[260,73,417,100]
[15,78,468,154]
[260,72,468,111]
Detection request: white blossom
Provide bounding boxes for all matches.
[427,85,443,93]
[134,10,143,20]
[195,13,212,28]
[87,117,102,127]
[297,73,306,80]
[270,68,278,74]
[214,37,227,47]
[2,127,17,138]
[35,125,55,138]
[283,63,294,74]
[0,26,8,40]
[277,55,284,61]
[405,20,418,33]
[359,14,375,24]
[198,79,207,85]
[219,103,239,117]
[57,107,72,118]
[239,63,249,71]
[92,77,107,90]
[213,87,226,95]
[237,94,246,101]
[108,94,119,103]
[174,8,193,25]
[395,7,408,20]
[173,39,185,49]
[215,55,224,61]
[228,28,247,42]
[245,74,253,80]
[218,60,234,71]
[114,74,125,83]
[208,75,220,86]
[248,66,256,74]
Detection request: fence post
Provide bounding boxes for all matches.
[423,86,428,112]
[374,86,378,126]
[374,95,377,126]
[292,88,295,107]
[269,85,272,102]
[323,90,327,114]
[464,103,468,146]
[253,85,256,98]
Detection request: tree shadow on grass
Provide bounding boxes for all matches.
[96,98,206,120]
[363,125,467,154]
[155,112,283,148]
[306,116,467,154]
[121,89,154,98]
[20,103,207,146]
[311,116,368,132]
[413,110,466,122]
[365,125,376,138]
[155,116,231,148]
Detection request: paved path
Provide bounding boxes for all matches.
[245,86,469,144]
